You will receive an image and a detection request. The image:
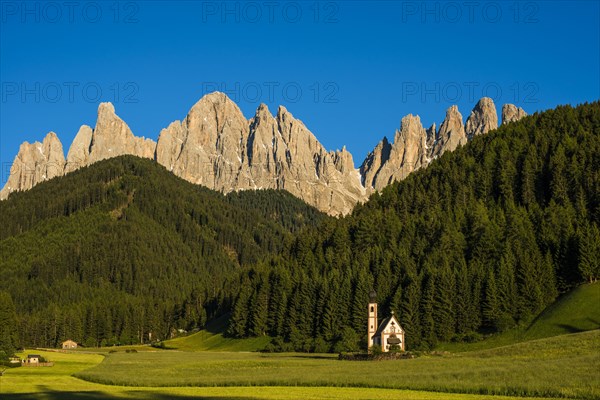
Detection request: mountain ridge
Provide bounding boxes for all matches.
[0,93,527,214]
[0,101,597,351]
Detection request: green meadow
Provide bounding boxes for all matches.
[0,350,565,400]
[2,284,598,400]
[2,331,598,399]
[164,314,273,352]
[73,330,600,399]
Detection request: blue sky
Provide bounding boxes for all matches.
[1,1,599,186]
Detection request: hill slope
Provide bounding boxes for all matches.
[228,102,600,351]
[438,282,600,351]
[0,156,326,348]
[164,314,272,352]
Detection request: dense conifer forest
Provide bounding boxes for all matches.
[0,157,326,351]
[228,102,600,351]
[0,102,598,355]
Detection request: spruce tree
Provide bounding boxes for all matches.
[0,291,18,360]
[578,222,600,283]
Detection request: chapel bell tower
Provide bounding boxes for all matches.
[367,289,378,349]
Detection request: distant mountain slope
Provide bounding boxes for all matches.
[1,92,527,215]
[228,102,600,351]
[0,156,326,348]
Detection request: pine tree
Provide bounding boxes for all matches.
[433,264,455,341]
[419,269,436,349]
[0,291,19,360]
[399,273,421,349]
[578,222,600,283]
[496,250,517,330]
[454,261,473,335]
[249,280,269,336]
[483,269,500,331]
[550,145,570,205]
[350,268,371,333]
[227,286,251,338]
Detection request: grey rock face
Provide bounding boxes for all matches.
[432,105,467,157]
[465,97,498,138]
[0,132,65,200]
[2,94,520,214]
[88,102,156,164]
[155,95,365,215]
[361,114,429,191]
[65,125,93,173]
[360,137,392,190]
[502,104,527,125]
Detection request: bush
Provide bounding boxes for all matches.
[369,345,382,355]
[312,337,330,353]
[261,337,294,353]
[496,314,516,332]
[388,344,402,353]
[332,327,360,353]
[463,332,483,343]
[451,332,483,343]
[0,361,22,368]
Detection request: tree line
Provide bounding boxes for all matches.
[0,102,598,356]
[227,102,600,351]
[0,156,325,352]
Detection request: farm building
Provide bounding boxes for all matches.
[25,354,40,364]
[61,339,78,349]
[367,290,405,352]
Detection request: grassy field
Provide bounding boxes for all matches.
[4,284,598,399]
[75,330,600,399]
[1,350,561,400]
[164,314,272,352]
[438,282,600,352]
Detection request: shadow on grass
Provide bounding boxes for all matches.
[586,318,600,327]
[276,354,335,360]
[203,313,230,335]
[3,386,261,400]
[554,323,586,333]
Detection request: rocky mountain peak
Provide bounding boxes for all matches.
[65,125,93,173]
[360,114,430,192]
[0,132,65,200]
[1,93,525,215]
[465,97,498,138]
[89,102,156,164]
[426,123,436,149]
[501,104,527,125]
[98,101,116,116]
[251,103,273,126]
[432,105,467,157]
[359,136,392,189]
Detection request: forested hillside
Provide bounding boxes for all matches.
[1,102,598,354]
[0,156,326,349]
[228,102,600,351]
